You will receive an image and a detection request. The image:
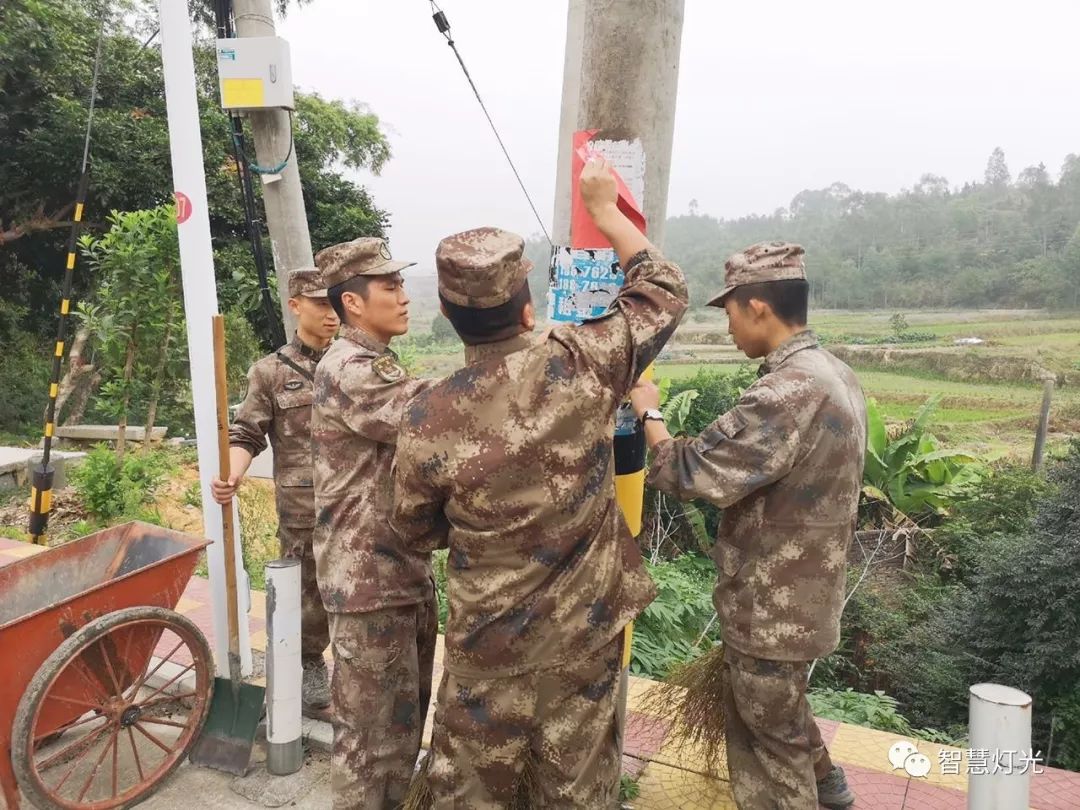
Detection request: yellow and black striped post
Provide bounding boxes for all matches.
[612,364,653,671]
[28,13,103,545]
[29,170,91,545]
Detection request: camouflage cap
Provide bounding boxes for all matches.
[287,267,328,298]
[707,241,807,307]
[315,237,415,290]
[435,227,533,309]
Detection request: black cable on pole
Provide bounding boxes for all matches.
[229,119,288,348]
[216,0,288,349]
[29,11,107,545]
[426,1,552,247]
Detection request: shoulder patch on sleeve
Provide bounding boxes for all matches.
[372,353,407,383]
[694,410,748,453]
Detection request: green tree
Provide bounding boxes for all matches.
[0,0,394,434]
[663,143,1080,311]
[984,146,1011,187]
[0,0,391,341]
[430,312,456,342]
[1059,224,1080,310]
[887,443,1080,769]
[78,205,184,459]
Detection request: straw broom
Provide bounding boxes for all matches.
[636,643,729,773]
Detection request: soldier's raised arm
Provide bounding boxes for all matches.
[390,406,450,554]
[554,157,689,399]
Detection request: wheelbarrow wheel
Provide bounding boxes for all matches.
[11,606,214,809]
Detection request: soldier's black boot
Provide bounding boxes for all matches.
[817,765,856,809]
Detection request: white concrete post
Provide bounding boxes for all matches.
[159,0,251,676]
[266,559,303,775]
[967,683,1034,809]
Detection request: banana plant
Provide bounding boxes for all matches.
[863,394,987,517]
[661,389,700,437]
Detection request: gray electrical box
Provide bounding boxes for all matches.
[217,36,295,111]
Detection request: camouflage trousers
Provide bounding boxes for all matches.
[328,587,438,810]
[278,525,330,664]
[721,646,834,810]
[429,634,624,810]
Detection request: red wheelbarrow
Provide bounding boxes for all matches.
[0,521,215,809]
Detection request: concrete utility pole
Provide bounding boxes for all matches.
[552,0,685,766]
[233,0,313,338]
[553,0,685,250]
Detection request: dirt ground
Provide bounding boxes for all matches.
[0,486,88,543]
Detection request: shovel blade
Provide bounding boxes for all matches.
[188,677,265,775]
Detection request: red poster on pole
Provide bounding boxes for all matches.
[570,129,647,247]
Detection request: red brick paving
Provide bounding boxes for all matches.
[1031,765,1080,810]
[904,777,968,809]
[836,762,908,809]
[625,710,672,760]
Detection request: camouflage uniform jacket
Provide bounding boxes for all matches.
[647,330,867,661]
[312,325,434,614]
[229,335,326,529]
[391,250,688,678]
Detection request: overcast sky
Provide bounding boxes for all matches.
[278,0,1080,271]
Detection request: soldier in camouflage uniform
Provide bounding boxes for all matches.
[213,268,337,710]
[311,237,438,810]
[390,157,688,809]
[629,242,867,810]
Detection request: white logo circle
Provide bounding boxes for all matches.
[904,752,932,778]
[888,741,919,770]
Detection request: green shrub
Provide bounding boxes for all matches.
[430,313,457,343]
[0,301,51,437]
[235,479,279,591]
[59,519,103,541]
[807,688,960,744]
[432,549,449,632]
[619,775,641,802]
[70,444,174,521]
[811,568,916,693]
[863,395,988,519]
[667,365,757,438]
[648,366,757,540]
[819,330,937,346]
[631,554,718,678]
[880,440,1080,769]
[0,525,29,541]
[929,464,1051,583]
[182,481,202,508]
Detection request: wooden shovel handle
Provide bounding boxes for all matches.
[212,315,241,661]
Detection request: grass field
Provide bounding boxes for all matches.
[655,363,1069,451]
[656,309,1080,458]
[411,308,1077,459]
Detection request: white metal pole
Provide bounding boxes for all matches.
[266,559,303,775]
[159,0,252,676]
[968,683,1033,810]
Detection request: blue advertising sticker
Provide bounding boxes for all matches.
[546,246,624,324]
